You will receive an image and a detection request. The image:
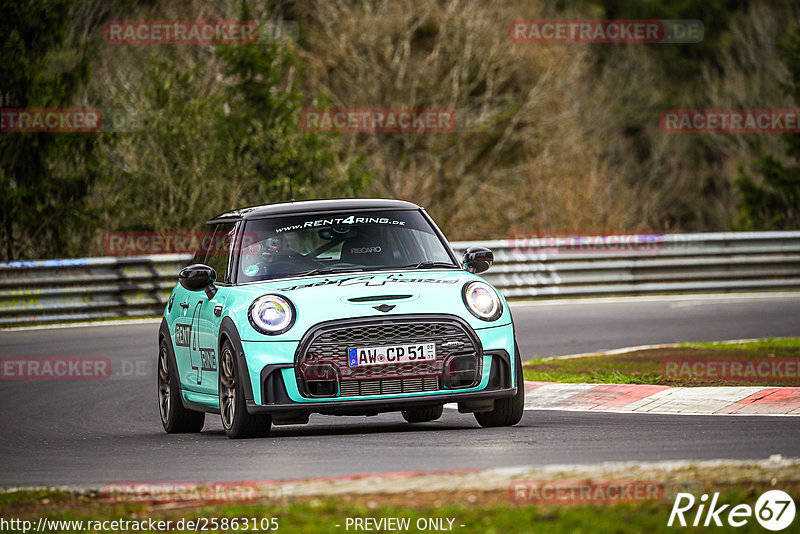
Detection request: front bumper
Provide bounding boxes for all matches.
[239,315,516,415]
[246,351,516,416]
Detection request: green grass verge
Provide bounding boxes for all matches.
[522,337,800,386]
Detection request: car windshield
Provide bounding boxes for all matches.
[236,209,456,282]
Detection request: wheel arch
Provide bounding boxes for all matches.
[158,317,168,346]
[218,317,256,403]
[158,317,189,408]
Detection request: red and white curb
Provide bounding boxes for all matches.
[524,339,800,415]
[523,382,800,415]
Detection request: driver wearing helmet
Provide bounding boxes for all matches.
[241,236,286,277]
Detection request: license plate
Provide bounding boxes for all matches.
[348,343,436,367]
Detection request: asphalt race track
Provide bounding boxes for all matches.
[1,293,798,487]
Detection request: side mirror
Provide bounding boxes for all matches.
[179,264,217,298]
[462,247,493,274]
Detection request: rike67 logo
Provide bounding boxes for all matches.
[668,490,796,531]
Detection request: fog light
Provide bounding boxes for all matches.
[301,362,339,397]
[442,354,479,389]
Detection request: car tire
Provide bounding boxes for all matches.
[158,338,205,433]
[474,342,525,428]
[219,340,271,439]
[401,405,443,423]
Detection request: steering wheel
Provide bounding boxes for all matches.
[258,254,326,277]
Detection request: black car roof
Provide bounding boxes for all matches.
[207,198,421,224]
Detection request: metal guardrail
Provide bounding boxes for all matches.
[1,232,799,326]
[0,255,189,326]
[451,231,800,298]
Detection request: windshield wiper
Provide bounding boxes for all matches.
[295,267,366,277]
[399,261,460,269]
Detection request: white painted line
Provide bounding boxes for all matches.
[1,318,161,332]
[524,406,800,416]
[537,338,797,362]
[508,291,800,308]
[5,292,798,331]
[538,344,680,362]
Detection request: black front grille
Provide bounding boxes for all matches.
[295,315,481,397]
[339,377,439,397]
[319,322,467,347]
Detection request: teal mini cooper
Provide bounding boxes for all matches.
[158,199,524,438]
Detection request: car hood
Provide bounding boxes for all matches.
[226,269,511,341]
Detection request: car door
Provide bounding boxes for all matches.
[179,222,236,396]
[180,296,212,394]
[169,282,193,382]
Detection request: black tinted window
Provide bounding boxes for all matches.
[202,223,236,284]
[237,210,454,282]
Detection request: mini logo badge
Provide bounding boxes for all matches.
[373,304,395,313]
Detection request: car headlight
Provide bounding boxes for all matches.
[248,294,295,335]
[462,281,502,321]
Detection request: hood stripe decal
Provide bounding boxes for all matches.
[347,294,413,302]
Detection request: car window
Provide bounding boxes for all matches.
[202,223,236,284]
[237,210,454,282]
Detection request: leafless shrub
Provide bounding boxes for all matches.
[296,0,643,238]
[66,0,800,253]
